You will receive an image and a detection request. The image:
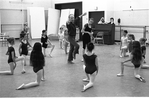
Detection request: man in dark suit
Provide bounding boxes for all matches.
[108,17,115,24]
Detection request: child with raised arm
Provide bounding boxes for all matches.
[41,30,55,57]
[0,37,24,75]
[120,30,128,57]
[17,42,45,90]
[117,41,146,82]
[82,42,99,92]
[19,34,32,74]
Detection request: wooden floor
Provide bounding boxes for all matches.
[0,40,149,97]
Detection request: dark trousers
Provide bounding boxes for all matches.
[68,36,79,61]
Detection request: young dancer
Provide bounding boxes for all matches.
[139,38,149,69]
[81,18,94,62]
[0,37,24,75]
[82,42,99,92]
[19,34,32,73]
[139,38,147,63]
[58,26,64,49]
[41,30,55,57]
[63,27,69,54]
[120,30,128,57]
[17,42,45,90]
[127,34,135,53]
[117,41,146,82]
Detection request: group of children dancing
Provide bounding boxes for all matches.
[118,30,148,82]
[0,30,55,90]
[0,27,148,92]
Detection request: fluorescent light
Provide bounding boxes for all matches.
[9,1,33,4]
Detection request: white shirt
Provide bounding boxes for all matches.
[58,32,64,40]
[121,36,128,48]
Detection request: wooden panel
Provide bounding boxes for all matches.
[28,7,45,39]
[47,8,60,35]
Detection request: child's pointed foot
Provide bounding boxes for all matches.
[81,85,86,92]
[117,73,124,77]
[83,78,89,82]
[119,55,123,58]
[41,78,45,81]
[135,76,146,83]
[16,83,25,90]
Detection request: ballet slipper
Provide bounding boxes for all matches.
[117,73,124,77]
[119,55,123,58]
[81,85,86,92]
[16,83,25,90]
[83,78,89,82]
[135,76,146,83]
[41,78,45,81]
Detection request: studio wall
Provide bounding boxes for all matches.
[0,9,26,38]
[0,0,52,38]
[0,12,1,32]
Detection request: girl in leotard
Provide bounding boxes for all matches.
[0,37,24,75]
[41,30,55,57]
[82,42,99,92]
[17,42,45,90]
[19,34,32,74]
[117,41,146,82]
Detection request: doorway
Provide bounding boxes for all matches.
[55,2,82,40]
[89,11,104,28]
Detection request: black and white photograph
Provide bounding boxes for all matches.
[0,0,149,98]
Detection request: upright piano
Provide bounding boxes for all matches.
[93,24,115,45]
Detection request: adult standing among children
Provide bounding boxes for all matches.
[66,13,87,64]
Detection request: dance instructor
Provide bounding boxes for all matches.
[66,13,86,64]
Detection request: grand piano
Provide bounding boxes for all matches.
[93,24,115,45]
